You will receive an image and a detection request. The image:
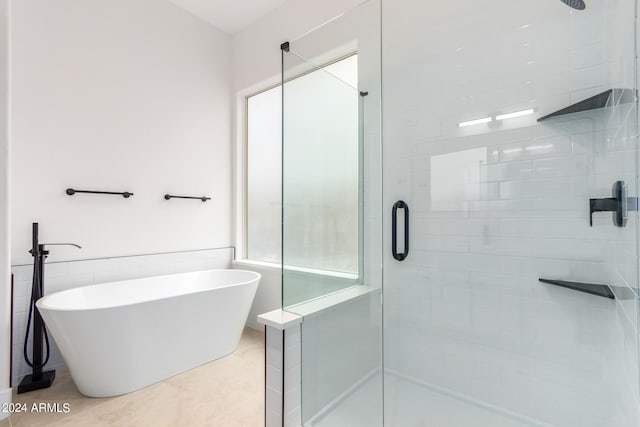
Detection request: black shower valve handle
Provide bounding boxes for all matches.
[589,197,619,226]
[589,181,638,227]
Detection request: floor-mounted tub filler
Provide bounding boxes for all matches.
[36,269,260,397]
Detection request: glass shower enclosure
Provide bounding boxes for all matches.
[282,1,383,425]
[282,0,640,425]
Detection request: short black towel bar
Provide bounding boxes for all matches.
[66,188,133,198]
[164,194,211,202]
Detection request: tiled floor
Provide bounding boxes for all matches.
[4,328,264,427]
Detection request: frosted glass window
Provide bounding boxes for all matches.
[282,54,359,274]
[246,54,359,271]
[247,85,282,263]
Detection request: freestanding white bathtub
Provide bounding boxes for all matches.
[36,269,260,397]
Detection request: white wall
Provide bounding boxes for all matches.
[10,0,232,265]
[0,0,10,416]
[231,0,361,96]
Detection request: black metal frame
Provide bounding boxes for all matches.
[66,188,133,198]
[9,274,13,387]
[164,194,211,202]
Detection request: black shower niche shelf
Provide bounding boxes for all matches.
[537,88,636,122]
[539,278,638,300]
[539,278,614,299]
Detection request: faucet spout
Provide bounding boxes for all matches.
[42,243,83,249]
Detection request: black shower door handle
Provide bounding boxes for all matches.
[392,200,409,261]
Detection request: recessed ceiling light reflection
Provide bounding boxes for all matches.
[525,144,553,151]
[458,117,492,128]
[502,148,524,155]
[496,109,535,121]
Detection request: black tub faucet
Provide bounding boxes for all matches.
[19,224,82,394]
[29,242,82,258]
[41,243,82,249]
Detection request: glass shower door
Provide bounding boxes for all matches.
[382,0,639,426]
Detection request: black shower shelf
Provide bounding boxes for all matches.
[537,88,636,122]
[539,278,638,300]
[539,278,614,298]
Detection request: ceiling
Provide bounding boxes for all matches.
[167,0,289,34]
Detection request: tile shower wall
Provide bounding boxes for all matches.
[383,0,639,426]
[264,325,302,427]
[11,248,233,385]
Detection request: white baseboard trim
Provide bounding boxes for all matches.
[0,387,11,420]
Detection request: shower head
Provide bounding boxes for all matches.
[560,0,586,10]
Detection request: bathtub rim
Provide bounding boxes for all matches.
[36,269,261,313]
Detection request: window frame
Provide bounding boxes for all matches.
[243,82,282,265]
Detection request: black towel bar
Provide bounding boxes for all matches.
[66,188,133,198]
[164,194,211,202]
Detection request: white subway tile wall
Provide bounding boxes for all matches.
[383,0,639,426]
[265,326,283,427]
[264,325,302,427]
[284,326,302,427]
[11,248,233,385]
